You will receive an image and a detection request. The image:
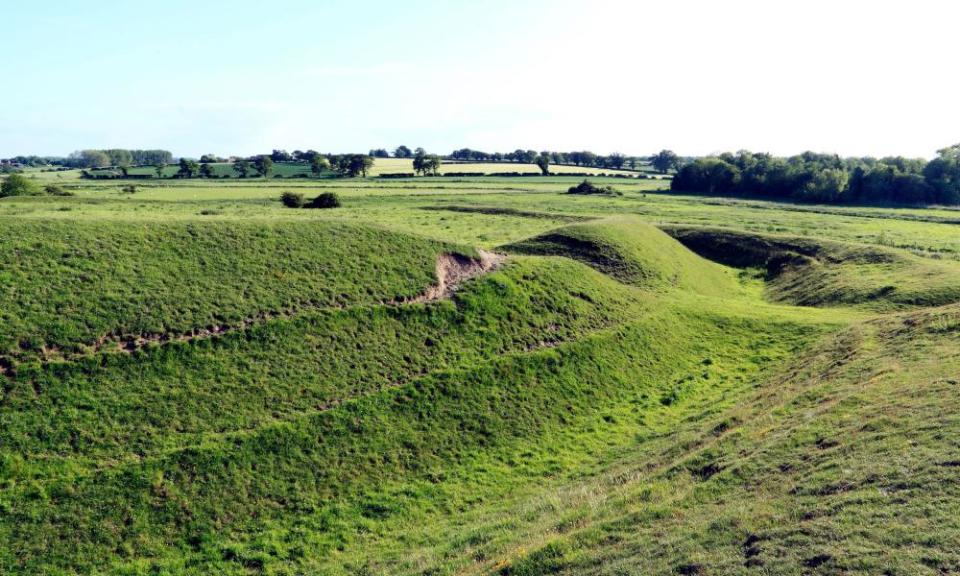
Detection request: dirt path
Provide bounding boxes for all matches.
[0,250,506,378]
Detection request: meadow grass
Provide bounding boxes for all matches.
[1,174,958,575]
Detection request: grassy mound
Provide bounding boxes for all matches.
[0,245,837,574]
[504,217,736,295]
[468,304,960,575]
[0,219,459,363]
[667,227,960,310]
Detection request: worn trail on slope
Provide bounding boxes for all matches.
[0,251,505,378]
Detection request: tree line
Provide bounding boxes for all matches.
[67,149,173,168]
[671,146,960,205]
[166,153,374,179]
[1,149,174,169]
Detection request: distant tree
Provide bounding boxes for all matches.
[133,150,173,166]
[924,144,960,204]
[299,149,321,163]
[607,153,627,169]
[413,151,441,176]
[270,149,292,162]
[0,173,41,197]
[199,163,215,178]
[393,145,413,158]
[535,154,550,175]
[254,156,274,178]
[233,159,253,178]
[71,149,110,168]
[351,154,374,177]
[200,154,220,163]
[104,149,133,168]
[177,158,200,179]
[651,150,680,174]
[311,155,330,177]
[154,163,166,178]
[329,154,374,177]
[369,148,390,158]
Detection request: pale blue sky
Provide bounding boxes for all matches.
[2,0,958,158]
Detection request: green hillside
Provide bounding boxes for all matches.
[505,217,736,295]
[1,175,959,575]
[667,227,960,309]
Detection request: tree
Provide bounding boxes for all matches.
[199,163,215,178]
[233,159,252,178]
[270,150,291,162]
[535,154,550,175]
[607,153,627,169]
[104,149,133,168]
[200,154,221,163]
[311,155,330,177]
[393,145,413,158]
[177,158,200,178]
[924,144,960,204]
[413,151,441,176]
[254,156,274,178]
[369,148,390,158]
[350,154,374,177]
[0,173,41,197]
[330,154,374,177]
[651,150,680,174]
[70,149,110,168]
[154,163,166,178]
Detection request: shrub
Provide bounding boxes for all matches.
[44,184,73,196]
[566,180,622,196]
[0,174,41,197]
[121,185,138,194]
[306,192,341,209]
[280,191,305,208]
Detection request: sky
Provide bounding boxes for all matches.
[2,0,958,159]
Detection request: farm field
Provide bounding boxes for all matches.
[49,159,649,182]
[2,173,960,575]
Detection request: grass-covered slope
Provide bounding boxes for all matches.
[464,304,960,576]
[1,204,957,576]
[504,217,736,295]
[0,231,839,575]
[0,219,455,363]
[667,227,960,309]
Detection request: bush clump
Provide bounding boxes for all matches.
[1,174,41,197]
[280,191,305,208]
[306,192,341,209]
[566,180,622,196]
[44,184,74,196]
[121,185,138,194]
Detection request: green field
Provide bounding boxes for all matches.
[62,159,646,181]
[2,173,959,575]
